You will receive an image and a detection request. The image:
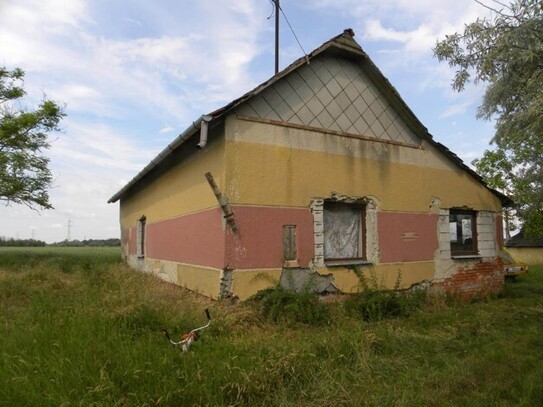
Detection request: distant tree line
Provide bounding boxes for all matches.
[0,237,120,247]
[0,237,46,247]
[49,238,121,247]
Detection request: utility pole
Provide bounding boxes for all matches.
[274,0,279,74]
[67,218,72,241]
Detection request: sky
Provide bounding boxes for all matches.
[0,0,498,243]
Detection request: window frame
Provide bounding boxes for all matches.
[282,224,299,267]
[323,201,366,264]
[449,209,478,257]
[136,216,146,258]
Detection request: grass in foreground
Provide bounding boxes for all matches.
[0,247,542,406]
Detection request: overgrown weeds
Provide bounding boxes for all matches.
[344,288,427,321]
[0,248,542,406]
[341,267,427,321]
[247,287,330,325]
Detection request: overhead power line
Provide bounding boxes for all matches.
[268,0,309,73]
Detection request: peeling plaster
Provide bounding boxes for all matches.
[219,268,234,299]
[280,267,339,294]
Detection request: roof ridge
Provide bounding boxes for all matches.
[108,29,512,207]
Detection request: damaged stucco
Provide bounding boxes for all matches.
[280,267,339,295]
[113,31,508,301]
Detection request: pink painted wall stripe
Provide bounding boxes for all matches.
[144,208,226,269]
[378,212,439,263]
[226,206,314,269]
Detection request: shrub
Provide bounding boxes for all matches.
[247,287,330,326]
[343,266,427,322]
[344,289,427,322]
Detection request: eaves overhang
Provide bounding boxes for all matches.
[108,30,367,204]
[108,29,511,207]
[107,114,212,203]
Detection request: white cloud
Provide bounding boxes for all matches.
[365,20,446,53]
[98,35,196,68]
[50,120,159,172]
[0,0,88,33]
[159,126,175,134]
[122,17,142,26]
[440,101,473,118]
[1,0,270,121]
[307,0,492,59]
[52,84,105,114]
[0,0,90,69]
[457,150,481,164]
[0,0,498,242]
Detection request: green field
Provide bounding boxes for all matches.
[1,247,542,406]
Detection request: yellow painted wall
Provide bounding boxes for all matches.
[317,261,435,293]
[177,263,222,299]
[505,248,543,266]
[120,136,226,229]
[228,262,435,300]
[231,268,283,300]
[224,117,502,213]
[118,113,502,300]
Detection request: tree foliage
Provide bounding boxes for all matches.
[0,67,65,210]
[49,238,121,247]
[434,0,543,237]
[0,236,46,247]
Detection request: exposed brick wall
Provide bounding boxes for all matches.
[431,259,505,300]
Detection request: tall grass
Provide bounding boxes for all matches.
[1,247,542,406]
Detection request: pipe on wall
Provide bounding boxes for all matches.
[197,115,213,150]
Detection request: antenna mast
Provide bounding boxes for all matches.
[274,0,279,74]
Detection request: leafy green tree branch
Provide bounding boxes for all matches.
[0,67,65,210]
[434,0,543,237]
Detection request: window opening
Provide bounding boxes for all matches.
[449,210,477,256]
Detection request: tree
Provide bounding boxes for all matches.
[0,67,65,210]
[434,0,543,237]
[471,149,517,239]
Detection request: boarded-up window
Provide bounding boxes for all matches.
[324,202,364,260]
[137,216,146,257]
[283,225,297,261]
[450,210,477,256]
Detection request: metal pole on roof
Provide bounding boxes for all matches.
[275,0,279,74]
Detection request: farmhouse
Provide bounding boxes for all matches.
[109,30,511,300]
[505,229,543,265]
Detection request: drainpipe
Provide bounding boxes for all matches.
[196,115,213,150]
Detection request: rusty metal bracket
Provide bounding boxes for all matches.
[205,172,238,233]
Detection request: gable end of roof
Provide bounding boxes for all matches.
[108,29,512,207]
